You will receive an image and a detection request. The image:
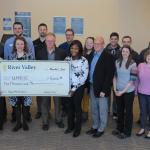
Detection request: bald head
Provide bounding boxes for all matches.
[94,36,105,52]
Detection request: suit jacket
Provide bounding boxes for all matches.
[58,41,71,56]
[0,43,4,58]
[35,47,67,61]
[88,50,115,97]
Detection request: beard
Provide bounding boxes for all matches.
[40,32,46,37]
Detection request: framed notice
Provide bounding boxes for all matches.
[0,60,70,96]
[53,16,66,34]
[3,18,12,30]
[15,12,31,37]
[71,17,84,35]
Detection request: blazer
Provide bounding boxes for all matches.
[35,47,67,61]
[88,50,115,97]
[0,43,4,58]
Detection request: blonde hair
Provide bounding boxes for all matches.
[46,32,56,38]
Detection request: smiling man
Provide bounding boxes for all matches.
[86,36,115,138]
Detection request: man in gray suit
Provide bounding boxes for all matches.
[36,33,67,130]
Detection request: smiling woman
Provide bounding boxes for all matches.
[112,45,137,139]
[7,36,34,132]
[64,40,89,137]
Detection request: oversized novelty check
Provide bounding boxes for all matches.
[0,60,70,96]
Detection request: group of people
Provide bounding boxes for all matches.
[0,22,150,139]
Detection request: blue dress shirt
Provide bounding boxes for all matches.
[90,49,103,83]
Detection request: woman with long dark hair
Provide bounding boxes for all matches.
[112,45,137,139]
[64,40,89,137]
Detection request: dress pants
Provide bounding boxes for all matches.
[36,96,51,114]
[67,85,84,132]
[116,92,134,136]
[41,96,62,125]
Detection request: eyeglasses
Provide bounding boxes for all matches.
[66,34,73,36]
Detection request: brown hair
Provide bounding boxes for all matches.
[12,36,28,54]
[117,45,134,69]
[144,49,150,63]
[122,35,132,42]
[65,28,74,35]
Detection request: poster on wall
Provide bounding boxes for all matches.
[53,17,66,34]
[15,12,31,37]
[3,18,12,30]
[71,17,84,35]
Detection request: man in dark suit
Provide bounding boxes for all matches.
[33,23,48,119]
[58,28,74,56]
[86,37,115,138]
[36,32,67,130]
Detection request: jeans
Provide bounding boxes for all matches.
[90,85,108,132]
[138,93,150,129]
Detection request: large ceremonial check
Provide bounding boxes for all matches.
[0,60,70,96]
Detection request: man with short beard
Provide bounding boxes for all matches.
[33,23,49,119]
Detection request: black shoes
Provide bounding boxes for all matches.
[64,128,80,137]
[92,131,104,138]
[35,112,41,119]
[56,121,65,128]
[23,122,29,131]
[112,129,121,136]
[73,131,80,137]
[86,128,104,138]
[86,128,97,135]
[64,128,73,134]
[42,124,49,131]
[0,124,3,130]
[112,129,130,139]
[117,133,130,139]
[12,123,22,132]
